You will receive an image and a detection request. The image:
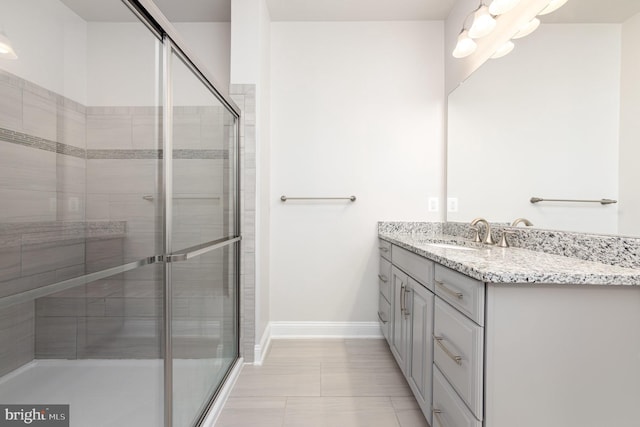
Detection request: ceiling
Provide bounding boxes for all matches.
[58,0,640,24]
[59,0,455,22]
[266,0,456,21]
[541,0,640,23]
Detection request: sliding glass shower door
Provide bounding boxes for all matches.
[0,1,240,426]
[166,46,239,427]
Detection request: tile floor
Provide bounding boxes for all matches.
[215,339,430,427]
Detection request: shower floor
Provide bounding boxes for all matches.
[0,358,228,427]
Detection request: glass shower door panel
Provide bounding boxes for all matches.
[171,55,237,251]
[171,243,238,427]
[169,49,239,427]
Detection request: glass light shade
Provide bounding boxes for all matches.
[491,40,515,59]
[538,0,569,15]
[0,31,17,60]
[513,18,540,39]
[452,31,477,58]
[468,6,497,39]
[489,0,521,15]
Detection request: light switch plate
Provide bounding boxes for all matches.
[428,197,439,212]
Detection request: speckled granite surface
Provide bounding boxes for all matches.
[378,222,640,286]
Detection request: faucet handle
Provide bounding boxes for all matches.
[498,230,516,248]
[470,226,482,243]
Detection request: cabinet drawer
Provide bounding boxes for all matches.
[379,257,392,302]
[378,239,392,261]
[433,365,481,427]
[434,264,484,325]
[392,245,434,291]
[434,297,484,419]
[378,293,391,342]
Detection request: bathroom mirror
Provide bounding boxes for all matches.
[447,0,640,237]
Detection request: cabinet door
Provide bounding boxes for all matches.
[407,278,434,424]
[390,266,409,371]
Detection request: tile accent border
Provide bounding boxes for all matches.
[0,128,86,159]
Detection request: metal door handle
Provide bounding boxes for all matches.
[161,236,241,262]
[434,335,463,365]
[378,274,388,283]
[400,284,405,314]
[403,287,411,317]
[436,280,464,299]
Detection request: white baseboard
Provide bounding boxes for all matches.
[253,323,273,365]
[269,321,383,339]
[201,357,244,427]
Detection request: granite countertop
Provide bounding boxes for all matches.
[379,232,640,286]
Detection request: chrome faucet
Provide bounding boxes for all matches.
[511,218,533,227]
[470,218,495,245]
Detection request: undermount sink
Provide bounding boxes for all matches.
[425,242,478,251]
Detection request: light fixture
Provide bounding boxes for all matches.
[469,5,497,39]
[513,17,540,39]
[491,40,514,58]
[489,0,521,16]
[0,30,18,60]
[538,0,569,16]
[452,30,477,58]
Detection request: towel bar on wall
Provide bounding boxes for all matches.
[530,197,617,205]
[280,195,356,202]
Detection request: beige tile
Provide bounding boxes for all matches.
[86,114,132,149]
[0,81,22,131]
[216,397,285,427]
[390,396,421,411]
[231,363,321,397]
[267,339,352,363]
[283,397,400,427]
[22,90,56,141]
[395,409,429,427]
[321,370,413,397]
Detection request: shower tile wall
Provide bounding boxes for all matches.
[1,68,235,373]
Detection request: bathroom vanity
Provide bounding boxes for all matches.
[378,223,640,427]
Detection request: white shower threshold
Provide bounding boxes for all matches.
[0,358,229,427]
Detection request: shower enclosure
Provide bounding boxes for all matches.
[0,0,240,426]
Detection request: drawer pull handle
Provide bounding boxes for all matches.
[378,247,389,252]
[432,408,446,427]
[378,274,388,283]
[436,280,464,299]
[434,335,463,365]
[377,311,388,324]
[403,287,411,317]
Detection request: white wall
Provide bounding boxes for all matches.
[270,21,444,322]
[618,13,640,236]
[230,0,272,345]
[257,2,271,341]
[447,24,620,234]
[0,0,87,104]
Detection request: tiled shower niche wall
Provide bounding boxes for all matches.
[0,69,234,375]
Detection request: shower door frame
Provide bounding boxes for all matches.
[123,1,243,426]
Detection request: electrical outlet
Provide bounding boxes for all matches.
[428,197,439,212]
[447,197,459,212]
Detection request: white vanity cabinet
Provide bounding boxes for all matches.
[377,240,392,341]
[378,242,435,423]
[379,237,640,427]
